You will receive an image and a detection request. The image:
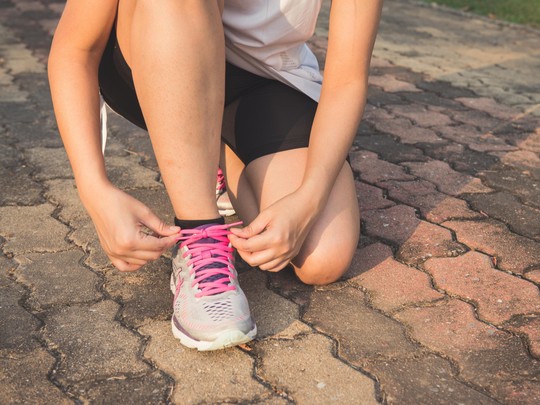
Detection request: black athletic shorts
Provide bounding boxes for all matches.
[98,28,318,165]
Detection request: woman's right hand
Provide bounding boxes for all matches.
[81,182,180,271]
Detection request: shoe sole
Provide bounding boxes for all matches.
[171,318,257,351]
[218,207,236,217]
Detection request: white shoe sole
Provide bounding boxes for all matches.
[171,318,257,351]
[218,207,236,217]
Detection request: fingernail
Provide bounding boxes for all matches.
[170,226,181,232]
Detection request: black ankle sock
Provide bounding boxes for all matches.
[174,216,224,230]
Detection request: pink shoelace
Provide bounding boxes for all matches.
[176,222,242,298]
[216,167,226,195]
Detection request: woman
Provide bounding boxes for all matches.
[48,0,383,350]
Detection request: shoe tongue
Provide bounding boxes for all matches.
[193,224,228,286]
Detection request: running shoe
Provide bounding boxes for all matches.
[170,222,256,350]
[216,168,235,217]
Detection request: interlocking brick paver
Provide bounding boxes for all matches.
[444,219,540,274]
[369,74,420,93]
[140,320,272,404]
[425,252,540,325]
[0,204,71,254]
[241,269,300,339]
[371,355,499,405]
[419,141,500,175]
[43,300,150,385]
[356,181,395,211]
[464,191,540,240]
[387,104,453,127]
[76,372,171,405]
[348,243,443,312]
[355,133,428,163]
[104,257,171,328]
[451,110,506,131]
[500,150,540,180]
[363,205,465,264]
[396,300,540,404]
[24,147,73,180]
[481,166,540,209]
[437,124,517,153]
[404,160,492,195]
[304,287,418,362]
[381,179,482,223]
[456,97,521,120]
[44,179,88,226]
[370,110,444,144]
[350,150,415,184]
[516,128,540,154]
[15,250,101,309]
[255,333,378,404]
[6,121,63,148]
[0,165,43,205]
[0,278,40,354]
[301,288,496,404]
[346,242,394,279]
[525,270,540,284]
[506,315,540,359]
[0,349,71,405]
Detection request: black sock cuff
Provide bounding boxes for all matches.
[174,216,225,229]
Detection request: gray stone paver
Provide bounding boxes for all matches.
[1,0,539,403]
[254,333,378,404]
[14,250,102,309]
[140,320,272,404]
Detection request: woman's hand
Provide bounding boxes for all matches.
[229,190,321,272]
[81,182,180,272]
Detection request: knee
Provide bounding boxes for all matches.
[293,249,353,286]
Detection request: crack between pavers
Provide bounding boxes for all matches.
[361,295,506,403]
[344,284,513,403]
[409,273,540,363]
[260,273,385,403]
[2,248,81,403]
[238,344,297,405]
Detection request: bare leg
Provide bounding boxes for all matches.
[118,0,224,219]
[222,145,360,285]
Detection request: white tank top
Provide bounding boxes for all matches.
[222,0,323,101]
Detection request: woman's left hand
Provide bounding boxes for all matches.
[229,191,320,272]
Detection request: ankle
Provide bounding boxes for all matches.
[174,217,224,230]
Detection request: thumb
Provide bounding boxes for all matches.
[230,212,269,239]
[140,209,180,237]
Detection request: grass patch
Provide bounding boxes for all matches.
[421,0,540,28]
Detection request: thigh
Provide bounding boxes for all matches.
[223,146,360,283]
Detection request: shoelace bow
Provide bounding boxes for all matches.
[176,222,242,298]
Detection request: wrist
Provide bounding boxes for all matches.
[296,180,329,215]
[77,175,113,205]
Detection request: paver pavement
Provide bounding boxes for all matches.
[1,0,539,403]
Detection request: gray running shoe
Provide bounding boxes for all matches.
[170,222,256,350]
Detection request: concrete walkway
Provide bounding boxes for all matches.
[1,0,539,403]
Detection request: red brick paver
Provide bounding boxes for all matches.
[424,251,540,325]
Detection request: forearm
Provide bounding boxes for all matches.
[48,48,110,198]
[298,0,382,211]
[300,81,366,210]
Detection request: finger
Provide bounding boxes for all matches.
[263,260,291,273]
[135,233,179,252]
[229,232,274,254]
[111,257,145,272]
[139,208,180,237]
[229,213,269,239]
[126,249,164,262]
[240,248,279,268]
